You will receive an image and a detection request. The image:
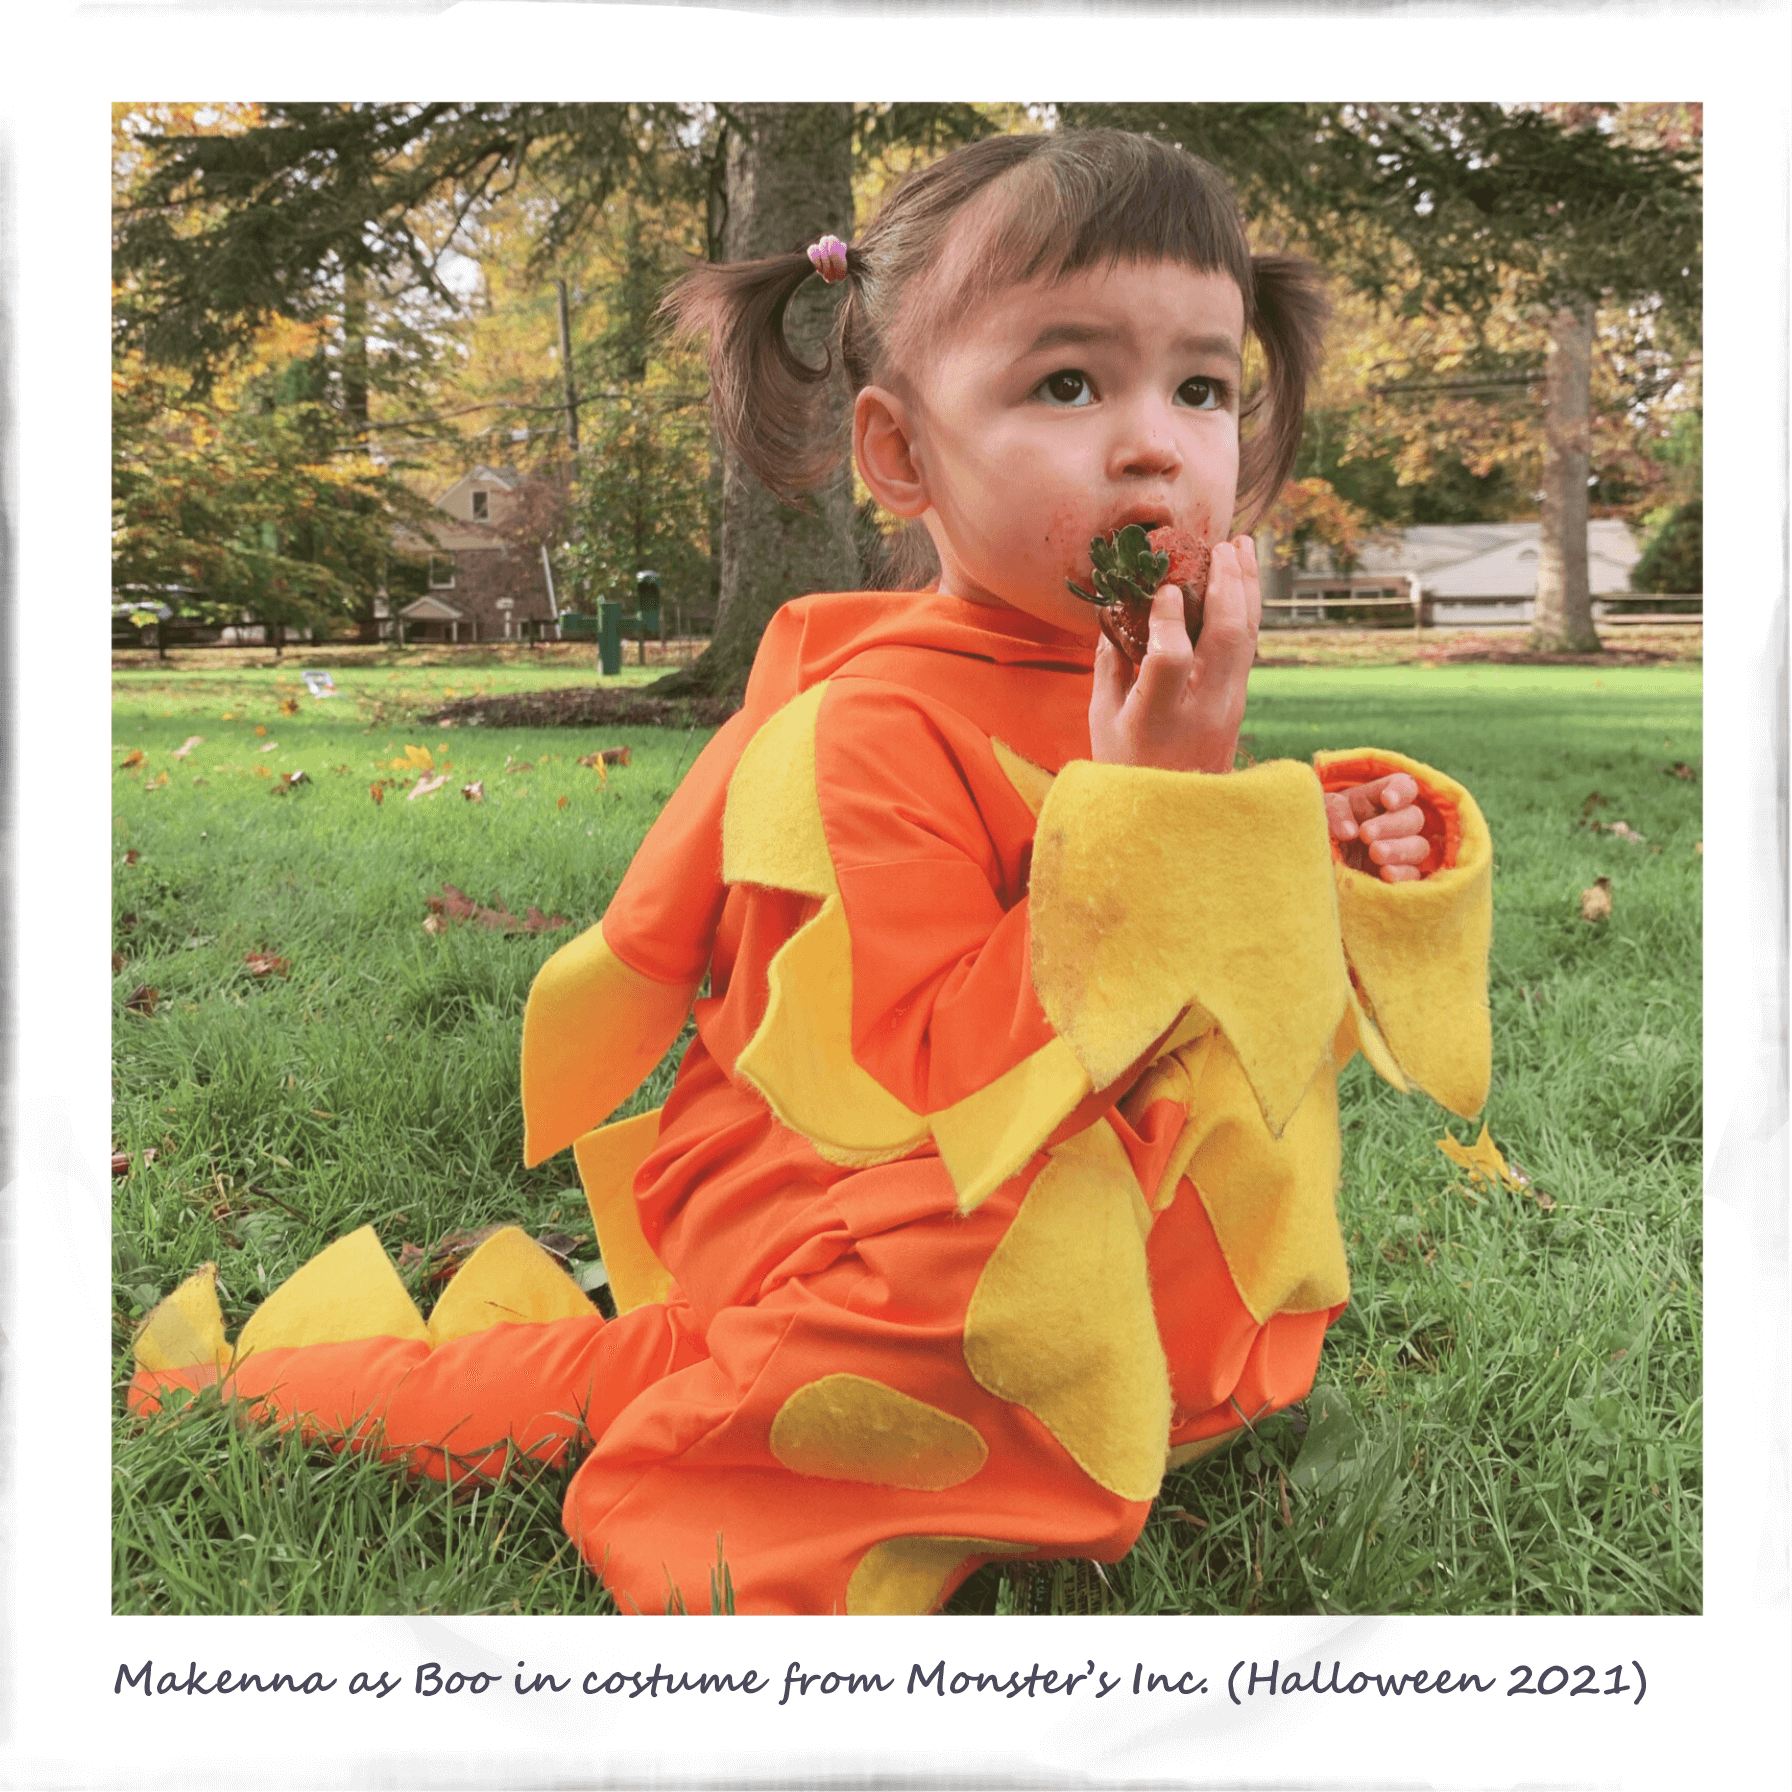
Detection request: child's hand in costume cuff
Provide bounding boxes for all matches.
[1089,537,1259,775]
[1325,771,1428,882]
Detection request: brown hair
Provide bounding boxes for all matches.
[664,128,1328,536]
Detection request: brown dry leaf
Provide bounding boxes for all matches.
[111,1152,131,1179]
[119,749,146,771]
[421,914,448,935]
[243,951,290,979]
[170,736,204,759]
[1666,762,1696,781]
[280,697,300,716]
[112,950,127,974]
[461,781,485,802]
[254,725,268,737]
[556,795,569,809]
[1580,876,1613,923]
[1695,841,1704,855]
[1580,791,1607,819]
[123,851,141,867]
[370,783,385,806]
[125,984,159,1017]
[145,770,170,789]
[257,741,279,753]
[408,772,450,801]
[425,884,569,935]
[252,765,272,779]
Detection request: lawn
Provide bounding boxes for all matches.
[111,658,1702,1617]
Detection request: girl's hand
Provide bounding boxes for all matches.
[1326,772,1428,883]
[1089,536,1259,773]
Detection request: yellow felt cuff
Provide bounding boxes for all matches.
[134,1263,230,1376]
[520,922,697,1167]
[1029,759,1348,1135]
[573,1111,674,1314]
[1315,748,1493,1118]
[426,1227,596,1342]
[234,1226,428,1361]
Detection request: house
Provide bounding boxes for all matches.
[383,466,561,644]
[1274,520,1642,627]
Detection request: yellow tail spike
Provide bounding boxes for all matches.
[234,1225,427,1361]
[428,1227,597,1342]
[573,1111,674,1314]
[133,1263,230,1376]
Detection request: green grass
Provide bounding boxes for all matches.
[112,660,1701,1616]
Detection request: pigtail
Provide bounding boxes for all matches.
[659,247,855,507]
[1236,252,1332,528]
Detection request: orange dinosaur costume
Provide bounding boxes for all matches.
[131,588,1492,1616]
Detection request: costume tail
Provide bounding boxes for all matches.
[127,1225,685,1482]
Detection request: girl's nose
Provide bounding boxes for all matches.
[1110,402,1183,481]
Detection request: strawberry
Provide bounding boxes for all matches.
[1067,524,1212,664]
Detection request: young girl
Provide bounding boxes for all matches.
[131,130,1492,1617]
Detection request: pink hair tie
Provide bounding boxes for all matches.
[807,234,850,284]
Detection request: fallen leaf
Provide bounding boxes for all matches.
[119,749,146,771]
[257,741,278,753]
[118,911,138,931]
[252,765,272,778]
[1666,762,1696,781]
[145,771,169,788]
[123,851,140,867]
[254,725,268,737]
[284,769,308,788]
[1695,841,1704,855]
[424,884,569,935]
[409,772,450,800]
[399,745,436,770]
[1580,791,1607,819]
[503,758,533,775]
[170,736,204,759]
[112,950,127,973]
[243,951,290,978]
[1602,821,1646,844]
[370,783,384,806]
[461,781,485,802]
[1580,876,1613,922]
[556,795,569,809]
[1437,1123,1525,1192]
[421,914,447,935]
[279,697,300,716]
[111,1152,131,1179]
[220,712,236,722]
[125,984,159,1017]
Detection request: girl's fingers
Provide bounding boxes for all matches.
[1198,541,1252,677]
[1233,532,1262,638]
[1129,583,1195,716]
[1325,791,1360,841]
[1377,863,1424,884]
[1359,802,1425,843]
[1367,833,1430,868]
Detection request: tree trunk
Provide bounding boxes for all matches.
[650,103,857,700]
[1530,300,1601,653]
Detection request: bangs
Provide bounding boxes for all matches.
[923,135,1257,344]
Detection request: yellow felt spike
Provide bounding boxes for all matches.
[520,922,697,1167]
[962,1124,1168,1502]
[133,1263,230,1376]
[234,1226,427,1361]
[1318,749,1493,1118]
[769,1375,988,1490]
[1166,1428,1243,1470]
[1332,985,1410,1093]
[931,1035,1091,1213]
[720,681,836,899]
[734,895,930,1167]
[989,737,1056,818]
[427,1227,596,1342]
[845,1536,1034,1616]
[1175,1036,1349,1324]
[574,1112,674,1314]
[1029,758,1348,1135]
[1437,1123,1520,1192]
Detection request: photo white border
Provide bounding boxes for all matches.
[7,4,1786,1786]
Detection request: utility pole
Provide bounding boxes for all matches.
[556,278,580,456]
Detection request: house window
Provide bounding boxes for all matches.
[471,491,489,521]
[430,555,455,588]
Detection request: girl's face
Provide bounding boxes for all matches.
[898,258,1245,637]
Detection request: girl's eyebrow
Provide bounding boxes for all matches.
[1024,321,1242,372]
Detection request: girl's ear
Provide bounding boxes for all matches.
[853,385,930,520]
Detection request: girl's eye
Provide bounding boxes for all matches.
[1035,369,1093,408]
[1177,376,1227,411]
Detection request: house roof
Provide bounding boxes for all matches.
[1352,521,1639,597]
[398,593,468,621]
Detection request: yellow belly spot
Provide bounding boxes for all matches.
[769,1374,988,1490]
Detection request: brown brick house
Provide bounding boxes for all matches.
[384,466,562,643]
